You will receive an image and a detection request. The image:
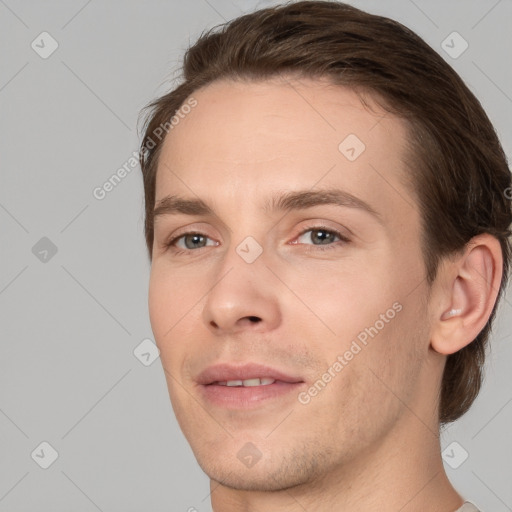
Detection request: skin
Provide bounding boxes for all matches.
[148,76,502,511]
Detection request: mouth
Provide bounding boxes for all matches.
[212,377,278,387]
[197,363,306,409]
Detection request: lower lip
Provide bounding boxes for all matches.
[200,381,305,409]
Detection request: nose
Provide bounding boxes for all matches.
[202,246,282,335]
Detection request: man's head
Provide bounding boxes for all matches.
[138,0,511,496]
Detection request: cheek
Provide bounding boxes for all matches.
[148,270,168,338]
[296,259,421,382]
[288,262,395,340]
[148,265,195,336]
[148,267,185,375]
[148,265,205,375]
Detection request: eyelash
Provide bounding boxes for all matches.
[164,224,350,256]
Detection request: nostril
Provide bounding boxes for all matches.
[247,316,260,323]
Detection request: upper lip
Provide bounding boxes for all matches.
[197,363,304,385]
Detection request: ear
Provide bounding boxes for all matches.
[430,234,503,355]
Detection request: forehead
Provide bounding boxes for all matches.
[155,77,414,224]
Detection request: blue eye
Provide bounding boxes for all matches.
[297,227,341,245]
[167,233,217,252]
[293,225,350,251]
[164,225,350,255]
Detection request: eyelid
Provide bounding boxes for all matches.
[285,215,349,242]
[292,223,350,242]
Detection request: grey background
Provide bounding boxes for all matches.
[0,0,511,510]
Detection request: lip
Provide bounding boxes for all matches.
[196,362,303,385]
[196,362,305,410]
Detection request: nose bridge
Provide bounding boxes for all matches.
[215,207,269,284]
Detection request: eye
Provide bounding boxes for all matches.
[163,225,350,256]
[166,232,218,253]
[293,225,350,251]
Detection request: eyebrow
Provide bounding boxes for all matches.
[153,189,382,223]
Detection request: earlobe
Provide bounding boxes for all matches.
[430,234,503,356]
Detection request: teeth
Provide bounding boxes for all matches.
[217,378,276,387]
[242,378,267,387]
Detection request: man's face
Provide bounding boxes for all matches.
[148,77,437,491]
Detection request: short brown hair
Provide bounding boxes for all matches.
[138,0,512,424]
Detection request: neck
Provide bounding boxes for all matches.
[210,412,464,512]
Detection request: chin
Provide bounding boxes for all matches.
[202,461,310,492]
[193,444,323,493]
